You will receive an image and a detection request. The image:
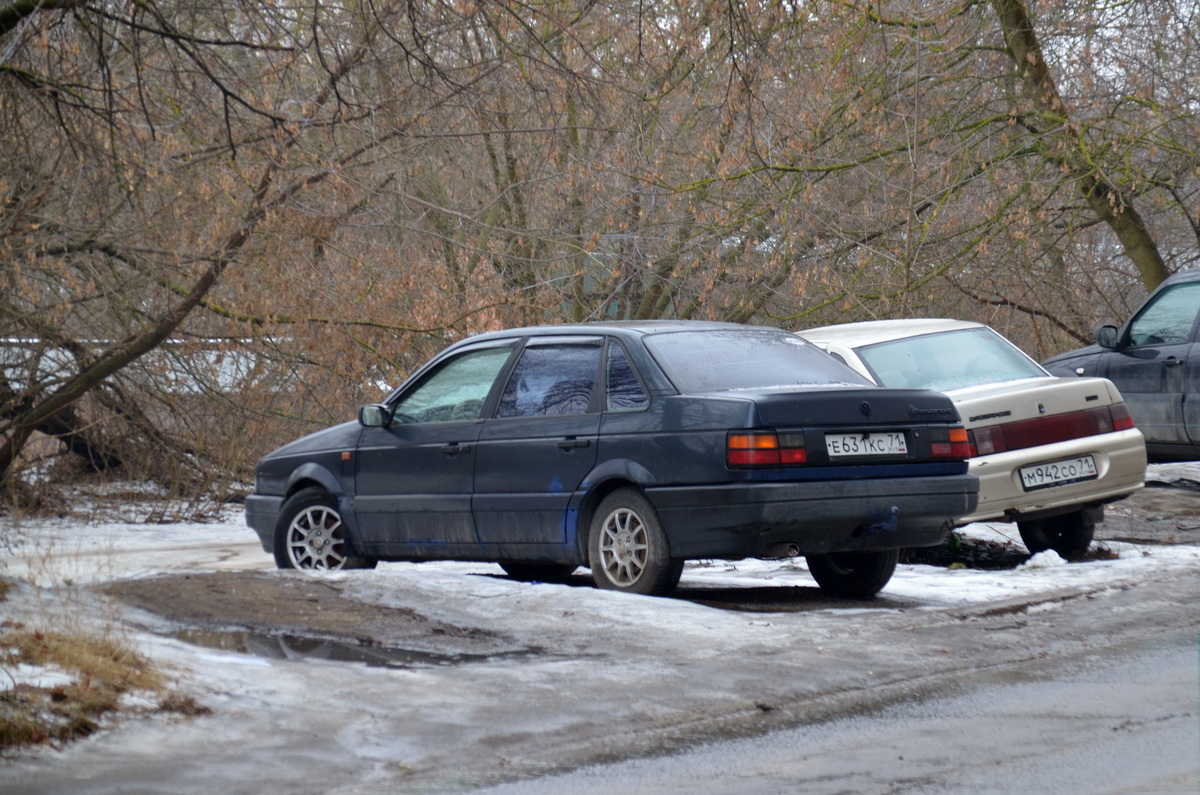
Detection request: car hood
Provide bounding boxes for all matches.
[943,376,1120,429]
[261,420,362,461]
[1042,343,1103,367]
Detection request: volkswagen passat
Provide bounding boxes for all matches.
[800,319,1146,557]
[246,322,979,597]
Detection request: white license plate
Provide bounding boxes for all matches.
[826,432,908,458]
[1019,455,1098,491]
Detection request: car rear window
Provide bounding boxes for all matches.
[856,327,1046,391]
[643,329,872,393]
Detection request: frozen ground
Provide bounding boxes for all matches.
[1,464,1199,793]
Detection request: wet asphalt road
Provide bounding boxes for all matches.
[477,627,1199,794]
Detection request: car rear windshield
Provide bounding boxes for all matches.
[856,327,1046,391]
[643,329,872,393]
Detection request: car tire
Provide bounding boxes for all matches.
[499,562,578,582]
[274,487,376,571]
[588,488,683,596]
[806,549,899,598]
[1018,508,1098,558]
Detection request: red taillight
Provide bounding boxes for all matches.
[931,426,975,459]
[1110,402,1136,431]
[968,403,1135,455]
[728,431,807,468]
[969,425,1000,455]
[728,432,780,467]
[949,427,975,458]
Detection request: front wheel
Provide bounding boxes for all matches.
[806,549,899,598]
[588,489,683,596]
[274,488,376,571]
[1018,507,1098,558]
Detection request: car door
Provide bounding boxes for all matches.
[1102,280,1200,446]
[472,337,603,546]
[354,342,516,552]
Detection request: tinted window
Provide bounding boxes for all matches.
[1128,282,1200,347]
[644,329,871,393]
[497,344,600,418]
[856,328,1045,391]
[392,346,513,423]
[606,340,648,411]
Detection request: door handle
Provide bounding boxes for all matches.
[441,443,473,456]
[1163,357,1181,367]
[556,438,591,450]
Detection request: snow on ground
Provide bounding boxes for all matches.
[3,462,1200,610]
[0,463,1197,659]
[0,463,1193,656]
[1,464,1199,792]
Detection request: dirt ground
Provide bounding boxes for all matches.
[103,477,1200,646]
[1103,479,1200,546]
[103,571,514,655]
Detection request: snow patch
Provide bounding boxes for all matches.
[2,663,74,692]
[1019,550,1068,570]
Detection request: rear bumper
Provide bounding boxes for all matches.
[960,428,1146,524]
[646,473,979,559]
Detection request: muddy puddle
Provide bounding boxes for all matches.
[169,628,538,669]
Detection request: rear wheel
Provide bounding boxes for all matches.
[806,549,899,598]
[588,489,683,596]
[499,562,578,583]
[1018,507,1098,558]
[274,488,376,571]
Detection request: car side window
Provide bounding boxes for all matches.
[497,344,600,418]
[1127,282,1200,347]
[605,340,648,411]
[392,346,513,423]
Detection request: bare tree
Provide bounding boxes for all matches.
[3,0,1198,502]
[0,1,498,497]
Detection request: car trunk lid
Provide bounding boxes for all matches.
[946,376,1117,428]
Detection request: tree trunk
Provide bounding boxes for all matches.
[991,0,1171,291]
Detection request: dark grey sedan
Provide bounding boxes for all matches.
[246,322,979,597]
[1044,269,1200,461]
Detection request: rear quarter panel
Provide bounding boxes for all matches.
[594,394,757,486]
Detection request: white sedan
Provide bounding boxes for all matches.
[799,319,1147,556]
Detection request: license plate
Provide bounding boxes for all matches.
[1019,455,1098,491]
[826,432,908,458]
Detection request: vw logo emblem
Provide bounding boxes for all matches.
[859,401,871,416]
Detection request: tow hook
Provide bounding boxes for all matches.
[866,506,901,535]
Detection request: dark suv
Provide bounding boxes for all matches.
[246,322,979,597]
[1044,269,1200,461]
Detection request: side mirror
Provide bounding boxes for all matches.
[358,404,390,427]
[1095,325,1119,350]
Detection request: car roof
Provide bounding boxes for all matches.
[458,320,778,345]
[800,318,986,347]
[1162,268,1200,286]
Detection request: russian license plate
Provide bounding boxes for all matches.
[1019,455,1098,491]
[826,432,908,457]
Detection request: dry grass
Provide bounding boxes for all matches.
[1080,542,1121,561]
[0,625,209,750]
[0,483,221,755]
[2,626,155,747]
